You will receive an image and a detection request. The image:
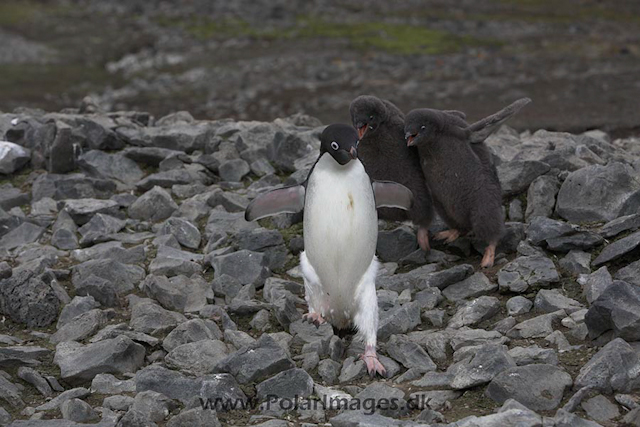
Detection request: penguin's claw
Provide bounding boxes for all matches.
[481,244,496,268]
[417,227,430,252]
[361,345,386,377]
[434,229,460,243]
[302,312,326,327]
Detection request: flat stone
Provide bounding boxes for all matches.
[451,344,516,390]
[0,222,45,251]
[129,298,187,335]
[486,364,572,411]
[142,274,211,313]
[385,335,436,373]
[559,250,591,275]
[35,387,90,411]
[448,296,500,329]
[593,230,640,266]
[163,318,222,352]
[78,150,144,185]
[579,266,613,305]
[498,255,559,293]
[497,160,550,197]
[91,373,136,394]
[166,407,221,427]
[54,336,146,385]
[506,296,533,316]
[213,334,294,384]
[256,368,314,401]
[165,339,229,375]
[50,308,112,344]
[60,398,99,423]
[377,302,421,340]
[62,198,120,226]
[16,367,52,397]
[581,395,620,423]
[376,226,418,262]
[615,259,640,286]
[72,258,144,294]
[534,289,583,314]
[585,280,640,341]
[574,338,640,393]
[546,231,604,252]
[0,269,60,328]
[0,141,30,174]
[600,213,640,238]
[507,310,565,339]
[526,216,575,246]
[417,264,474,290]
[128,186,178,222]
[210,249,270,286]
[508,345,559,366]
[442,272,497,302]
[158,217,201,249]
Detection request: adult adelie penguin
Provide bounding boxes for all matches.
[350,95,434,251]
[404,98,531,268]
[245,124,413,376]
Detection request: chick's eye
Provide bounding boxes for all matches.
[330,141,339,150]
[369,115,374,120]
[421,126,426,130]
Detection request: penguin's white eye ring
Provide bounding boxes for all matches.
[330,141,339,150]
[421,125,426,130]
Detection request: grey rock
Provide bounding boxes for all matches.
[509,345,558,366]
[581,395,620,423]
[497,160,550,197]
[211,274,243,301]
[219,158,250,182]
[385,335,436,373]
[525,175,560,221]
[451,344,516,389]
[158,217,201,249]
[35,387,90,411]
[317,359,341,385]
[600,213,640,238]
[129,298,187,335]
[131,123,211,153]
[418,264,474,290]
[117,408,158,427]
[210,249,270,286]
[546,231,604,252]
[329,411,403,427]
[135,169,195,191]
[123,146,183,167]
[623,407,640,426]
[448,296,500,329]
[50,308,111,344]
[128,186,178,222]
[91,373,136,394]
[136,364,246,406]
[0,141,30,174]
[78,150,144,185]
[0,222,45,251]
[526,215,575,246]
[556,162,640,223]
[0,269,60,327]
[442,272,497,302]
[574,338,640,393]
[615,259,640,286]
[507,296,533,316]
[267,130,316,173]
[593,230,640,266]
[585,281,640,341]
[376,226,417,262]
[338,356,367,383]
[534,289,582,314]
[54,336,146,385]
[131,390,177,423]
[486,364,572,410]
[16,367,52,397]
[408,389,462,411]
[32,173,116,201]
[165,339,229,375]
[0,376,24,408]
[377,302,421,340]
[498,255,559,293]
[508,198,524,222]
[166,407,221,427]
[0,345,50,369]
[77,213,125,244]
[355,382,407,417]
[414,287,443,310]
[0,185,30,211]
[73,258,145,294]
[63,198,120,226]
[455,406,543,427]
[256,368,313,401]
[51,210,78,250]
[507,310,565,339]
[250,158,275,177]
[214,334,294,384]
[559,250,591,275]
[0,406,10,425]
[103,395,135,411]
[142,274,211,313]
[580,266,613,305]
[60,398,99,422]
[74,274,119,307]
[163,319,221,352]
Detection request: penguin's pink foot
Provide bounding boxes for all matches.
[417,227,430,252]
[302,312,326,327]
[434,229,460,243]
[481,243,496,268]
[360,345,386,377]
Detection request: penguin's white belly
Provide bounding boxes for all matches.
[303,154,377,325]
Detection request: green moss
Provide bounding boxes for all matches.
[156,15,497,55]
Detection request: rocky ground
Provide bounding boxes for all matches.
[1,0,640,135]
[0,105,640,427]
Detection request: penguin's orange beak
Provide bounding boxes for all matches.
[357,124,368,139]
[406,135,416,147]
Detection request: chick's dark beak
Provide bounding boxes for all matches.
[405,132,416,147]
[357,124,368,139]
[349,146,358,159]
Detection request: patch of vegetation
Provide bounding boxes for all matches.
[0,1,65,27]
[156,15,497,55]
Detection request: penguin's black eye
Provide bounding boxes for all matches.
[369,115,374,120]
[330,141,339,150]
[421,126,426,130]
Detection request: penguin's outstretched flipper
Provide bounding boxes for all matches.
[372,181,414,211]
[244,185,305,221]
[468,98,532,143]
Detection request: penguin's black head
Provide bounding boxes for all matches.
[404,108,468,147]
[320,124,359,165]
[349,95,389,140]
